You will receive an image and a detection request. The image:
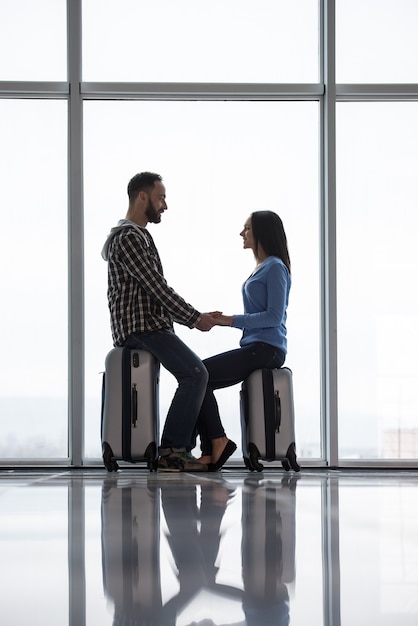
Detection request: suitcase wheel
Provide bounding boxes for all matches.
[102,442,119,472]
[248,443,264,472]
[286,442,301,472]
[145,442,158,472]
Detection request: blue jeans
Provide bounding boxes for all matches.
[124,330,208,451]
[196,342,285,455]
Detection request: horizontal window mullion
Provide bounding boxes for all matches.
[4,82,418,101]
[80,82,324,100]
[0,81,69,98]
[336,83,418,100]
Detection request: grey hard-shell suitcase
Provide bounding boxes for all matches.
[101,347,160,471]
[240,367,300,472]
[101,478,163,624]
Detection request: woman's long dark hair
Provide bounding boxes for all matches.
[251,210,291,273]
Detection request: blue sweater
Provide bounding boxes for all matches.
[232,256,290,353]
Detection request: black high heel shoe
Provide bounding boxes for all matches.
[208,440,237,472]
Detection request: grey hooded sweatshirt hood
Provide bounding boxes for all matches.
[101,219,148,261]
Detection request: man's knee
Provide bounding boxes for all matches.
[194,363,209,388]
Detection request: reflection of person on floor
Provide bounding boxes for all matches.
[161,479,238,622]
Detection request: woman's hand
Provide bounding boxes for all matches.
[209,312,233,326]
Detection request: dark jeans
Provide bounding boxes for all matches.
[124,330,208,451]
[196,342,285,455]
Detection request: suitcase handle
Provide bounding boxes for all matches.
[131,383,138,427]
[274,390,281,432]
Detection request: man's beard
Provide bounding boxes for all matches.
[145,198,161,223]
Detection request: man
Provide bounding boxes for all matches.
[101,172,215,471]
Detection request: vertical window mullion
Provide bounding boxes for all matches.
[321,0,339,467]
[67,0,84,466]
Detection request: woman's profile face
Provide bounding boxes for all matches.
[240,217,255,252]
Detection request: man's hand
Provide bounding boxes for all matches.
[195,312,220,332]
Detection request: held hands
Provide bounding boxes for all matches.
[195,311,233,332]
[195,312,220,332]
[210,312,233,326]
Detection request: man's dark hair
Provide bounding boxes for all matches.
[127,172,163,202]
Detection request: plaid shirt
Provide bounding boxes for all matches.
[106,224,200,346]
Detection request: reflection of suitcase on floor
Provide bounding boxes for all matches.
[101,479,163,624]
[101,347,160,471]
[241,475,297,625]
[240,367,300,472]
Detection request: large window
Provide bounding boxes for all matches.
[0,0,66,81]
[1,0,418,466]
[336,0,418,83]
[0,100,68,459]
[336,103,418,460]
[82,0,319,83]
[83,100,320,459]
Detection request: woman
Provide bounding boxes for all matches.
[196,210,291,471]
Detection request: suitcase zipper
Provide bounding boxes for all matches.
[131,383,138,428]
[274,389,282,433]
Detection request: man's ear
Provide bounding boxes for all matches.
[138,190,148,203]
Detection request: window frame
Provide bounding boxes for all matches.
[1,0,417,468]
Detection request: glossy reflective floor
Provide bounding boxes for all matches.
[1,468,418,626]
